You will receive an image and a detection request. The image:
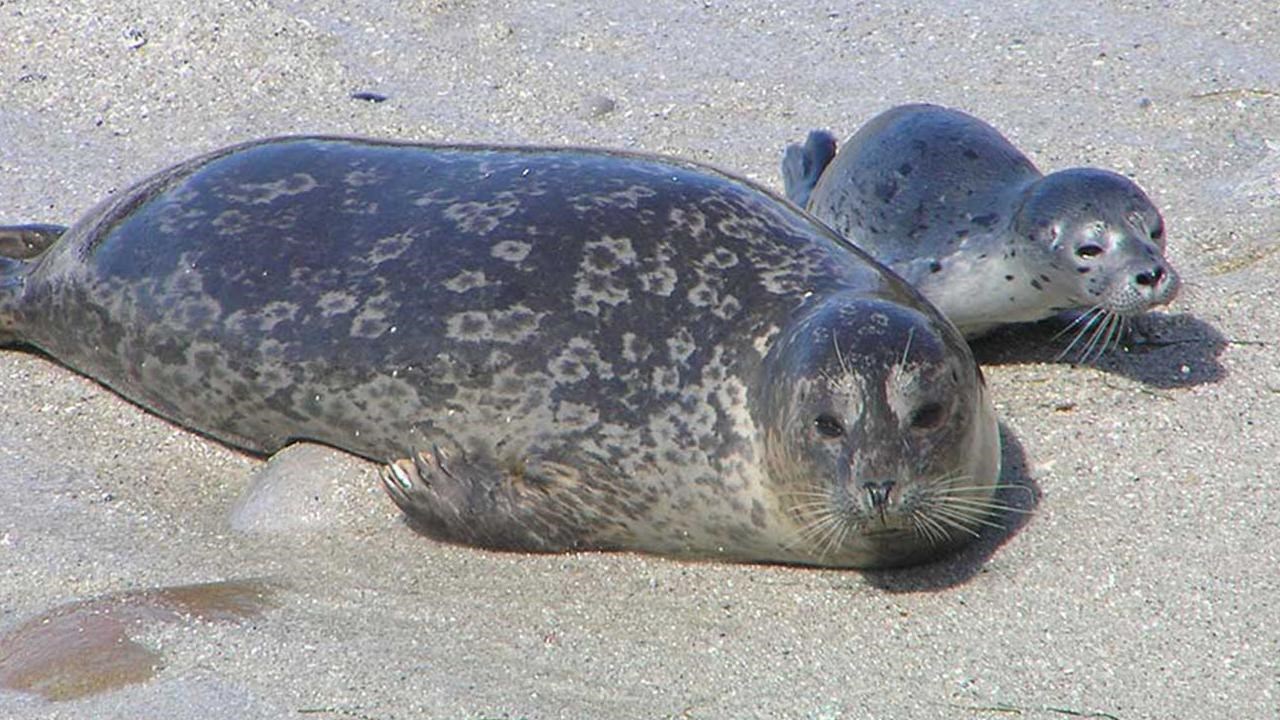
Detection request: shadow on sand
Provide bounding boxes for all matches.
[859,311,1245,592]
[968,311,1235,389]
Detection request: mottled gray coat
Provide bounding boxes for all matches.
[0,138,999,567]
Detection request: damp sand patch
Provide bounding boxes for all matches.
[0,579,276,701]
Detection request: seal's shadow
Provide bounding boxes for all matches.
[862,422,1038,592]
[968,311,1229,388]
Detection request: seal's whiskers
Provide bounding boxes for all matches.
[785,493,850,560]
[1055,306,1128,363]
[906,474,1026,544]
[1082,311,1126,363]
[1053,306,1104,359]
[910,510,952,545]
[832,333,851,376]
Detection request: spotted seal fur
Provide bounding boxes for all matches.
[0,136,1002,568]
[783,103,1180,357]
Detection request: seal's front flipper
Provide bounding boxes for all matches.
[0,224,67,259]
[781,130,838,208]
[381,444,627,554]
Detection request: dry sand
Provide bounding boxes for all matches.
[0,1,1277,718]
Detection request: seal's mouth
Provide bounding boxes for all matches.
[860,526,910,538]
[782,471,1007,567]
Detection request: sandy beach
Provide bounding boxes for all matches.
[1,1,1277,717]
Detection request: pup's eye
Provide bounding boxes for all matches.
[1076,244,1104,259]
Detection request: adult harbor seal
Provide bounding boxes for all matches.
[783,104,1180,357]
[0,136,1001,568]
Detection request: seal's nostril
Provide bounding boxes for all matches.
[862,481,896,510]
[1135,266,1164,286]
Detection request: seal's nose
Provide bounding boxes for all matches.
[862,480,896,511]
[1135,266,1165,287]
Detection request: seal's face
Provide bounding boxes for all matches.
[1025,168,1181,315]
[761,297,1001,568]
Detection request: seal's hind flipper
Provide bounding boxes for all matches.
[0,224,67,259]
[781,130,838,208]
[381,445,620,553]
[0,224,61,343]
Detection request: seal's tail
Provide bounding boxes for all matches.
[780,129,838,208]
[0,224,64,344]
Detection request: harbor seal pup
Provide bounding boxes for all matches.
[783,104,1180,357]
[0,136,1001,568]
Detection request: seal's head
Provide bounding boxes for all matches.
[760,295,1002,568]
[1016,168,1180,358]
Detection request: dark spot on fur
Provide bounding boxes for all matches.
[1004,275,1014,282]
[191,348,218,374]
[971,213,998,227]
[1030,279,1043,290]
[152,337,188,366]
[897,162,913,176]
[1078,267,1091,274]
[929,261,942,273]
[875,179,899,202]
[963,148,980,160]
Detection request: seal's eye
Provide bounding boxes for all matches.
[909,401,947,431]
[1150,224,1164,241]
[813,414,845,439]
[1076,244,1104,259]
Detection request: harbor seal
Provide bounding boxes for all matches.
[0,136,1001,568]
[782,104,1180,357]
